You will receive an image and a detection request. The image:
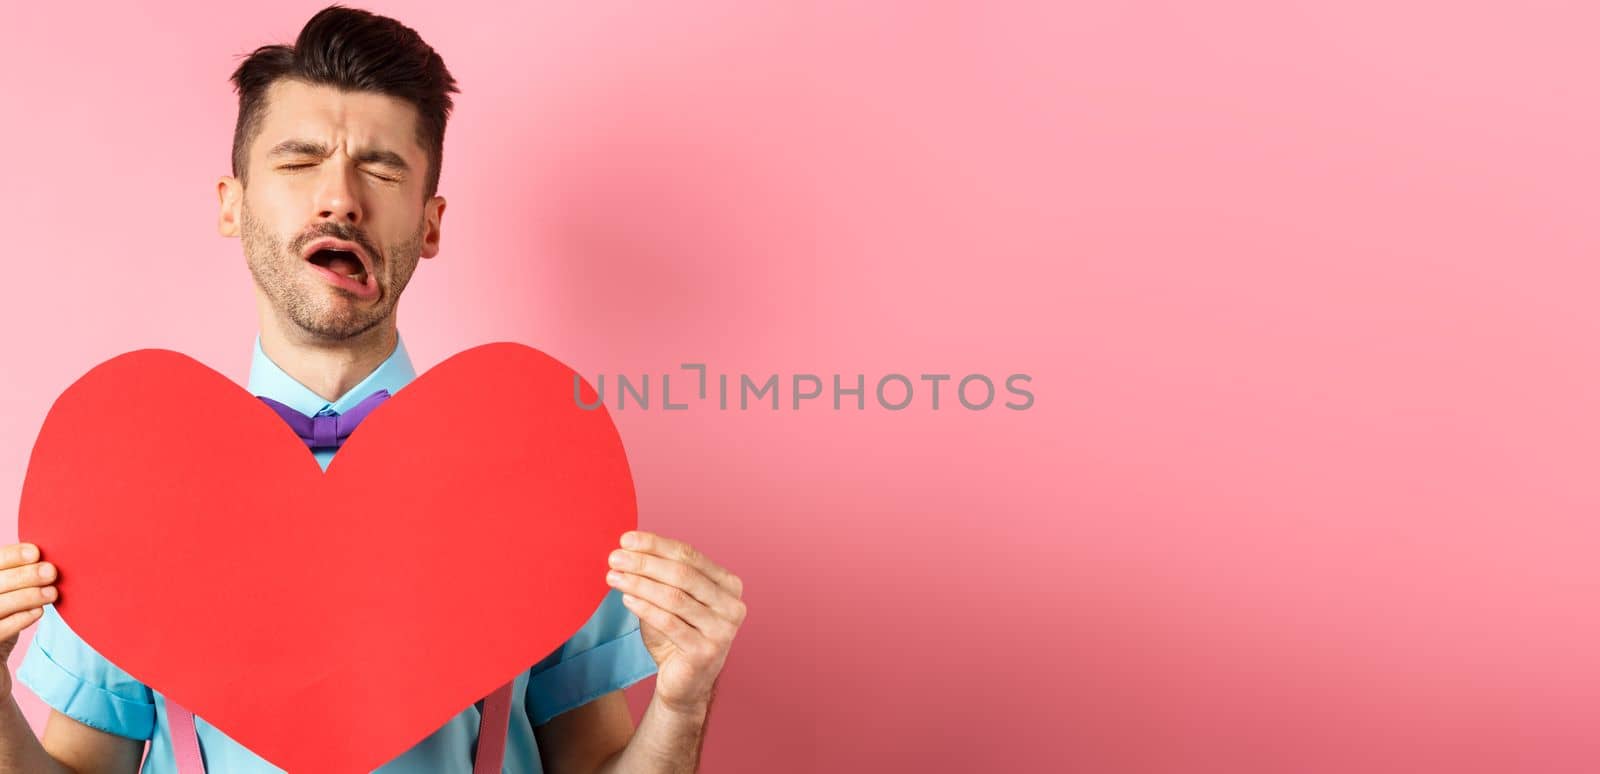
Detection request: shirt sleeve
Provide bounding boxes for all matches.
[525,588,658,727]
[15,604,156,740]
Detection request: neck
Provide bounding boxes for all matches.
[258,306,399,404]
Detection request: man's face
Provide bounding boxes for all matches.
[218,79,444,341]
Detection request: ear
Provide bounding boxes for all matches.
[217,176,243,238]
[420,195,446,260]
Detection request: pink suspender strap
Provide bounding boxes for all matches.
[167,700,204,773]
[167,681,517,773]
[473,680,515,774]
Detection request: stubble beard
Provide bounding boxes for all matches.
[241,201,424,341]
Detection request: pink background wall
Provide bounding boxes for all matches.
[3,2,1597,772]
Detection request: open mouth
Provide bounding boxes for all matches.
[308,248,368,283]
[302,240,378,299]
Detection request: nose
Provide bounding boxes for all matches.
[312,159,363,227]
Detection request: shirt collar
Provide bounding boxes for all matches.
[246,333,417,417]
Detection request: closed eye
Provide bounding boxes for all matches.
[278,163,398,182]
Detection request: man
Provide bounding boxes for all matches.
[0,5,745,772]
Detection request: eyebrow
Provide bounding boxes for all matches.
[266,139,411,172]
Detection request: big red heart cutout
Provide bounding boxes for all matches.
[18,344,635,773]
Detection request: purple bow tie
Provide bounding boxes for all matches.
[256,389,392,451]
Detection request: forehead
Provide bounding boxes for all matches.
[253,79,423,160]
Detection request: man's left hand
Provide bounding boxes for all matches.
[605,530,746,715]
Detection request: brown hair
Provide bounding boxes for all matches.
[228,4,460,199]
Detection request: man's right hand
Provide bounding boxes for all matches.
[0,544,137,774]
[0,543,57,696]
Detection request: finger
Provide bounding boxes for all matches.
[0,544,41,572]
[0,562,55,594]
[606,570,732,636]
[620,593,713,656]
[609,549,739,619]
[0,607,44,641]
[0,585,56,620]
[622,532,743,598]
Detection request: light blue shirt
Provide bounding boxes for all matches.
[17,333,657,772]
